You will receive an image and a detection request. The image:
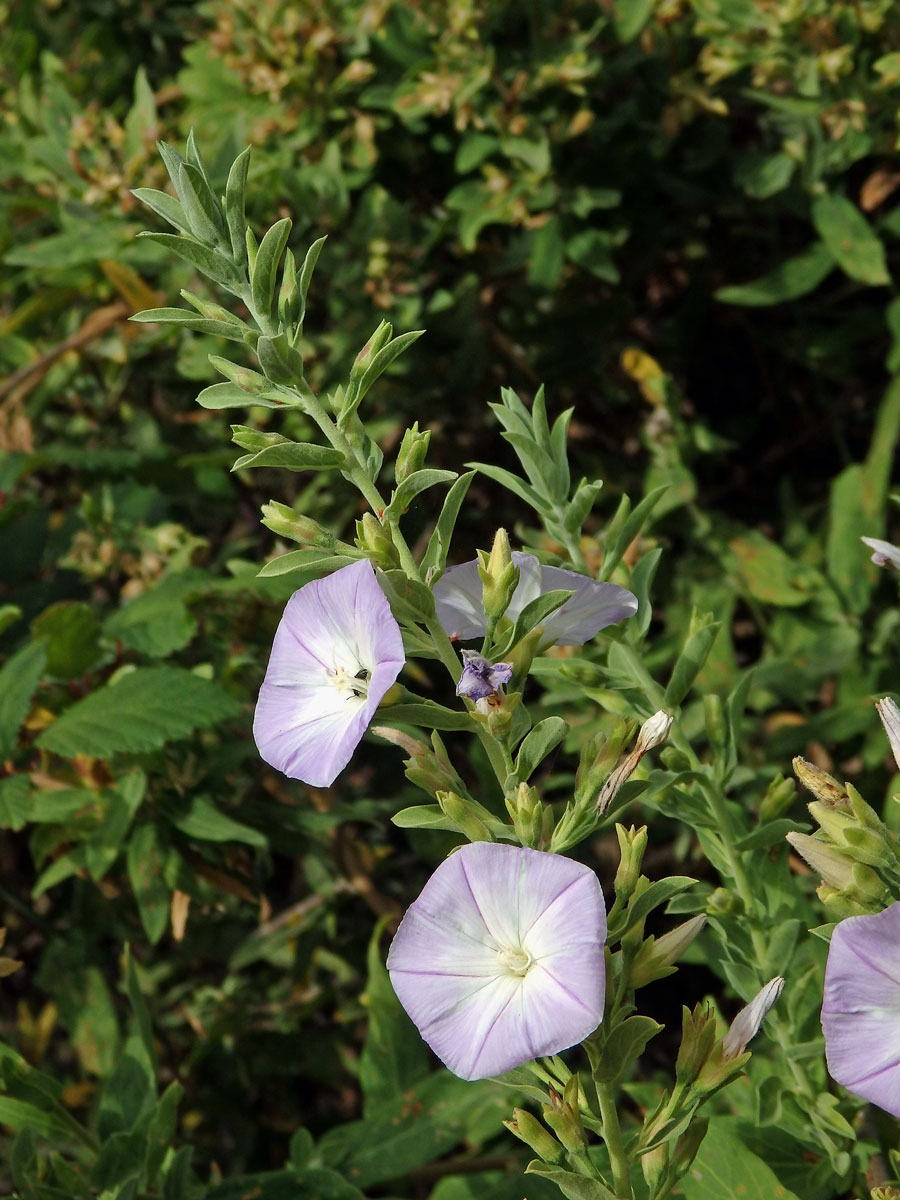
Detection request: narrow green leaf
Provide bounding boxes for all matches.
[384,468,457,520]
[137,232,243,291]
[127,824,170,944]
[599,485,671,580]
[177,162,224,246]
[525,1164,617,1200]
[225,146,252,265]
[391,804,461,831]
[492,589,574,656]
[422,470,476,575]
[351,329,425,411]
[297,236,327,327]
[35,667,239,757]
[378,701,474,731]
[466,461,544,511]
[131,187,191,235]
[251,217,292,322]
[156,140,187,198]
[233,441,344,473]
[256,551,359,578]
[0,640,46,757]
[130,308,249,342]
[196,382,284,410]
[124,944,159,1082]
[715,241,834,306]
[812,193,890,286]
[664,622,720,708]
[515,716,569,779]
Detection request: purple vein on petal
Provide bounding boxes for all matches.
[536,965,595,1014]
[520,874,583,941]
[469,988,534,1078]
[418,976,501,1033]
[841,936,900,991]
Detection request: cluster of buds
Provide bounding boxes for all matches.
[787,705,900,918]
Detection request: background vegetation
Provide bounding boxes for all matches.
[3,0,900,1195]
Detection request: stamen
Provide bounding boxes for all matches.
[497,946,533,977]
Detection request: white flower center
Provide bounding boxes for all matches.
[332,663,370,704]
[497,945,534,977]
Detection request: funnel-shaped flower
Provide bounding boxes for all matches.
[253,559,404,787]
[822,902,900,1116]
[387,842,606,1080]
[434,552,637,646]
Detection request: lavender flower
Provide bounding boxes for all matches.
[862,537,900,570]
[434,551,637,646]
[253,559,404,787]
[822,903,900,1116]
[456,650,514,701]
[387,842,606,1080]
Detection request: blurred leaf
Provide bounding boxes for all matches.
[0,640,46,757]
[613,0,656,42]
[0,775,31,831]
[104,574,200,658]
[358,920,429,1112]
[30,602,102,678]
[727,532,819,606]
[679,1120,800,1200]
[715,242,834,306]
[811,193,890,286]
[127,823,171,943]
[35,667,239,757]
[207,1168,365,1199]
[167,794,266,847]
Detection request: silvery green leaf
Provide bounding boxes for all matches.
[256,551,359,578]
[296,236,327,328]
[225,146,252,265]
[177,162,225,246]
[232,442,345,472]
[422,470,475,576]
[136,232,243,292]
[129,309,247,342]
[131,187,191,234]
[384,468,457,521]
[251,217,292,323]
[156,139,187,196]
[195,382,285,410]
[257,333,304,385]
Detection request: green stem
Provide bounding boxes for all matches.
[595,1080,633,1200]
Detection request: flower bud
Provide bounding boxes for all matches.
[437,791,494,842]
[506,782,546,848]
[541,1078,587,1156]
[613,824,648,901]
[706,887,741,916]
[503,1109,564,1164]
[232,426,287,452]
[278,248,301,329]
[675,1003,717,1086]
[477,529,520,626]
[786,832,856,890]
[596,711,672,815]
[352,320,392,378]
[636,710,674,754]
[628,915,706,989]
[210,354,270,395]
[260,502,337,548]
[641,1141,669,1192]
[759,774,796,822]
[355,512,400,569]
[721,976,783,1060]
[395,422,431,484]
[574,719,635,807]
[792,757,849,808]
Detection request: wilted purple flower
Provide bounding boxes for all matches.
[862,537,900,570]
[387,842,607,1080]
[253,559,404,787]
[822,903,900,1116]
[456,650,513,701]
[434,552,637,646]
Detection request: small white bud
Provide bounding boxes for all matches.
[722,976,784,1060]
[636,710,673,753]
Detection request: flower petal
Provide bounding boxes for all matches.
[253,560,404,786]
[862,536,900,570]
[433,560,489,640]
[822,903,900,1115]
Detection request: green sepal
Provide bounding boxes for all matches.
[340,329,425,420]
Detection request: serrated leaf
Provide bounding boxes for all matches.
[0,640,47,757]
[812,193,890,286]
[35,667,239,757]
[232,441,344,473]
